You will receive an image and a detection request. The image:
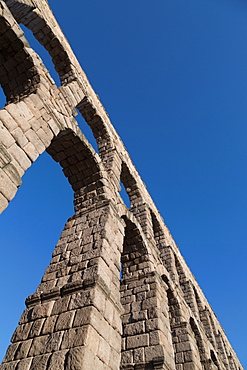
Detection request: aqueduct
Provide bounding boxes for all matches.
[0,0,243,369]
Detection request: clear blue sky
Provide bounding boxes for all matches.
[0,0,246,366]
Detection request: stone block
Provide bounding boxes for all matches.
[90,309,110,342]
[126,334,149,349]
[2,343,19,363]
[0,361,19,370]
[51,296,70,315]
[5,102,33,132]
[109,347,121,370]
[73,306,93,327]
[123,321,145,336]
[175,352,184,364]
[28,332,62,356]
[14,339,32,360]
[133,347,145,363]
[11,127,28,147]
[65,346,104,370]
[60,326,87,349]
[0,192,8,213]
[11,322,32,343]
[8,143,31,171]
[97,336,110,365]
[175,342,191,353]
[41,315,58,335]
[23,141,39,162]
[16,357,32,370]
[28,318,45,338]
[142,297,158,310]
[184,350,194,363]
[55,310,75,331]
[3,163,22,187]
[68,290,93,310]
[0,109,18,131]
[25,129,45,154]
[121,350,133,364]
[0,122,15,148]
[29,354,50,370]
[144,344,164,363]
[149,330,160,346]
[0,168,17,201]
[0,144,11,168]
[31,302,54,321]
[183,362,197,370]
[48,349,67,369]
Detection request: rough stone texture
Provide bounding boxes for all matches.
[0,0,243,369]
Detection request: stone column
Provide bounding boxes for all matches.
[1,198,125,370]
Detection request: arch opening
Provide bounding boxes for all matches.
[190,317,207,363]
[211,350,219,368]
[46,129,102,193]
[0,16,40,104]
[19,24,60,87]
[0,150,74,363]
[74,107,99,153]
[5,1,76,85]
[120,216,154,368]
[121,216,149,281]
[0,81,7,108]
[120,162,142,210]
[119,181,130,208]
[76,97,113,157]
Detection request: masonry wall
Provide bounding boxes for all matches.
[0,1,243,369]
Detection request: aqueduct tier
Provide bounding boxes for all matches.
[0,0,243,369]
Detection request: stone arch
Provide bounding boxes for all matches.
[215,332,230,369]
[174,256,199,316]
[150,208,162,242]
[0,3,40,103]
[46,128,104,193]
[189,317,207,365]
[120,162,143,210]
[166,286,183,327]
[19,23,60,87]
[5,0,76,85]
[120,215,172,369]
[166,287,191,370]
[198,305,217,349]
[210,350,220,369]
[174,254,186,287]
[77,97,113,156]
[150,209,179,284]
[0,93,105,213]
[193,287,204,313]
[121,215,151,280]
[228,353,238,370]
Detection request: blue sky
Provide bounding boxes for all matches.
[0,0,247,366]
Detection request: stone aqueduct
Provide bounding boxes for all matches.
[0,1,243,369]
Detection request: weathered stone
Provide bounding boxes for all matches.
[29,354,50,370]
[126,334,149,349]
[0,192,8,213]
[48,350,67,369]
[55,311,75,331]
[0,122,15,148]
[0,1,243,370]
[60,327,87,350]
[0,168,17,201]
[11,323,32,343]
[41,315,58,335]
[123,322,145,336]
[14,339,32,360]
[16,358,32,370]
